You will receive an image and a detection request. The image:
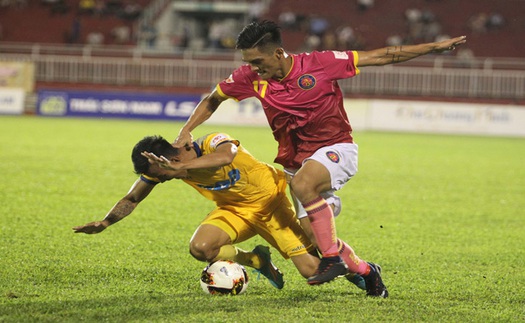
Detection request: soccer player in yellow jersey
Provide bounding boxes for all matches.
[73,132,364,289]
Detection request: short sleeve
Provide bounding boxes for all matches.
[216,65,257,101]
[314,50,360,80]
[200,133,240,153]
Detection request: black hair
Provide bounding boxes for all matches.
[235,20,282,50]
[131,135,180,174]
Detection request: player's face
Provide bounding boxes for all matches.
[241,47,285,80]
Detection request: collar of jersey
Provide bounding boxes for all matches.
[193,141,202,157]
[279,54,294,82]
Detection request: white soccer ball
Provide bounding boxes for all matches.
[200,260,249,295]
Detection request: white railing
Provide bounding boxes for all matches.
[1,43,524,100]
[341,66,525,99]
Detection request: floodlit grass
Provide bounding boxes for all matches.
[1,115,524,322]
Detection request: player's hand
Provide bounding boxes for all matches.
[141,151,183,170]
[174,130,193,149]
[72,221,108,234]
[433,35,467,53]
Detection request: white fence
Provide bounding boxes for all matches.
[342,66,525,99]
[1,45,524,100]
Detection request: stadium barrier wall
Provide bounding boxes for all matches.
[363,99,525,137]
[0,61,35,93]
[35,89,525,137]
[205,97,525,138]
[37,89,201,120]
[0,88,25,115]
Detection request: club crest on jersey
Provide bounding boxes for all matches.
[326,151,340,163]
[298,74,316,90]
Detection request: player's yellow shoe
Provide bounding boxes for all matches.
[252,245,285,289]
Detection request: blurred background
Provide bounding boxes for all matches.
[1,0,524,136]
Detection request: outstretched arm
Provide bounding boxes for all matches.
[356,35,467,67]
[174,88,228,148]
[142,141,238,171]
[72,179,155,234]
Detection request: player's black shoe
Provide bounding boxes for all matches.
[364,262,389,298]
[307,256,348,285]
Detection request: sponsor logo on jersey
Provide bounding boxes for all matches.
[297,74,316,90]
[197,169,240,190]
[224,74,234,83]
[332,51,349,60]
[326,151,340,163]
[210,133,228,149]
[291,245,306,253]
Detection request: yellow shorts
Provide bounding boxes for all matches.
[201,195,313,259]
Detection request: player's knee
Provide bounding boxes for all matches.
[189,240,215,262]
[290,176,311,201]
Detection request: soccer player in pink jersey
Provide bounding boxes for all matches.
[175,20,466,297]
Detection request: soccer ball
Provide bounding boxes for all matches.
[200,260,249,295]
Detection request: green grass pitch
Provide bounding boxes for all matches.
[1,115,524,322]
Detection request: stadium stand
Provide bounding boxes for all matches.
[0,0,149,45]
[262,0,525,58]
[1,0,524,106]
[0,0,524,57]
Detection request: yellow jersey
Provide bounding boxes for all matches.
[183,133,287,213]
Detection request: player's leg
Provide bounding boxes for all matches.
[290,159,349,284]
[292,143,388,296]
[288,186,317,247]
[190,208,284,289]
[253,195,320,279]
[298,203,385,294]
[190,209,258,265]
[288,170,357,285]
[315,193,369,281]
[289,253,319,278]
[190,224,268,269]
[190,223,234,262]
[291,159,338,258]
[297,201,366,290]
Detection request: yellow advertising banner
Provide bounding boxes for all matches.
[0,61,35,93]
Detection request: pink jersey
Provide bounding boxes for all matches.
[217,50,360,169]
